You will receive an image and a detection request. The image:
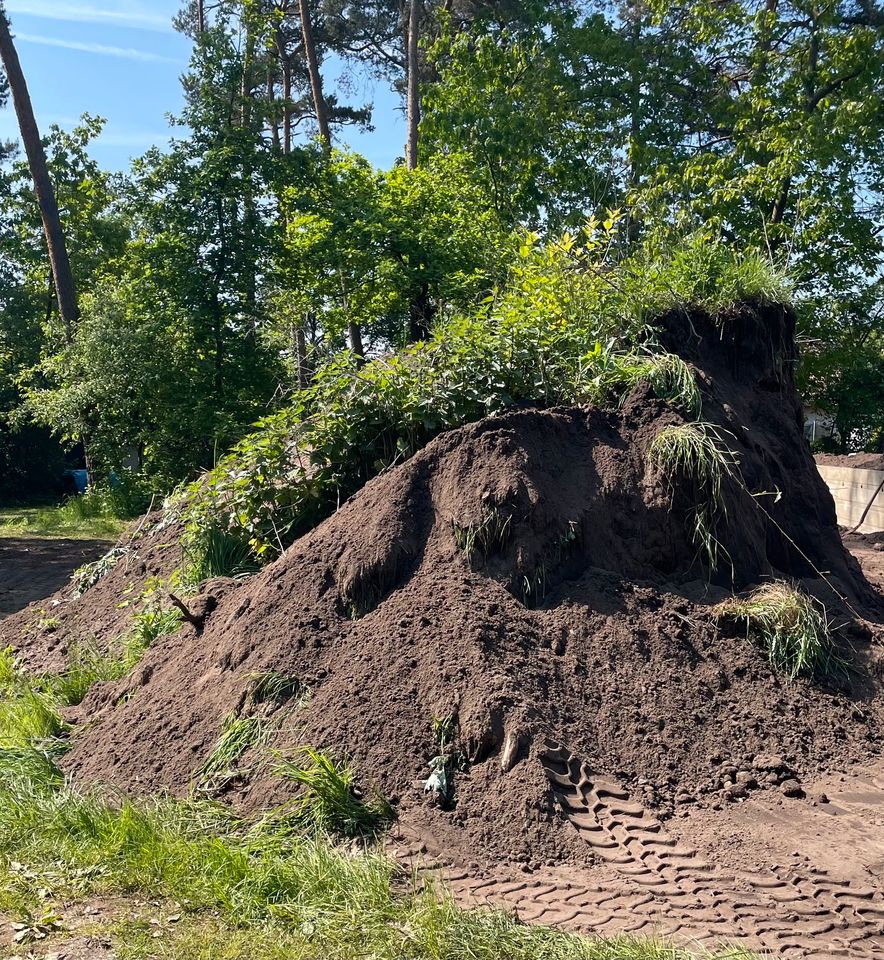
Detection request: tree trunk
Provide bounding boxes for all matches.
[297,0,332,146]
[275,25,293,154]
[196,0,205,33]
[0,11,78,340]
[405,0,421,169]
[296,316,310,388]
[240,15,256,128]
[348,320,365,359]
[268,67,280,149]
[408,282,433,342]
[625,0,642,246]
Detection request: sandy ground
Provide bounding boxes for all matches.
[0,537,111,619]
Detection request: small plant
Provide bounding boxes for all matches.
[519,563,548,607]
[274,746,393,837]
[9,909,64,945]
[249,671,308,706]
[49,639,129,706]
[182,523,258,587]
[424,716,462,806]
[649,421,738,573]
[452,507,512,563]
[715,581,835,679]
[70,545,130,598]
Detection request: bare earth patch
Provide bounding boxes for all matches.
[0,538,111,619]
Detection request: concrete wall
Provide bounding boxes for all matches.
[816,464,884,534]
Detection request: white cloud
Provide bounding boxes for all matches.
[3,1,171,32]
[14,31,179,62]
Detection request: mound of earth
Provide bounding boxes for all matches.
[815,452,884,471]
[7,300,872,878]
[5,301,884,893]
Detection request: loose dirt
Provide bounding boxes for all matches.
[5,301,884,957]
[816,453,884,471]
[0,536,111,619]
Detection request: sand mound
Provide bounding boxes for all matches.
[8,300,871,873]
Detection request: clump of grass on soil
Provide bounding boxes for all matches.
[648,422,737,573]
[715,580,835,679]
[198,714,268,791]
[273,746,394,838]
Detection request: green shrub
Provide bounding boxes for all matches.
[715,581,835,678]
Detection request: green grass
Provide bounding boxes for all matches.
[648,422,738,573]
[198,714,269,791]
[0,758,755,960]
[0,502,126,540]
[715,580,835,679]
[0,630,757,960]
[272,747,394,838]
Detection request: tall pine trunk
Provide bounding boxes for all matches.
[298,0,331,145]
[0,11,78,340]
[405,0,421,169]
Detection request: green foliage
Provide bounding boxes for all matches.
[715,581,836,679]
[199,715,268,791]
[182,522,258,586]
[71,545,130,597]
[648,422,738,572]
[279,149,507,352]
[273,747,393,838]
[182,233,779,563]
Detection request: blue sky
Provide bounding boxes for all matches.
[0,0,404,171]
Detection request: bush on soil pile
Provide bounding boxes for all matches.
[714,581,834,679]
[176,231,789,572]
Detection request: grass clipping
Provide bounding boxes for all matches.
[715,581,834,679]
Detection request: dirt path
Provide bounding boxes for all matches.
[0,537,111,618]
[844,531,884,593]
[395,749,884,958]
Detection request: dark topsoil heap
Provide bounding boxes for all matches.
[5,302,884,869]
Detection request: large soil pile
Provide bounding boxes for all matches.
[7,301,884,872]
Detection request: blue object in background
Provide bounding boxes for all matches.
[66,469,88,493]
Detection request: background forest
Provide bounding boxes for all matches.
[1,0,883,506]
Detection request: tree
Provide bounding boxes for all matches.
[0,6,79,340]
[280,149,507,352]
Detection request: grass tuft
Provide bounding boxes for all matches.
[714,580,835,679]
[649,422,737,573]
[452,507,512,564]
[199,714,268,791]
[182,523,258,587]
[273,746,393,838]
